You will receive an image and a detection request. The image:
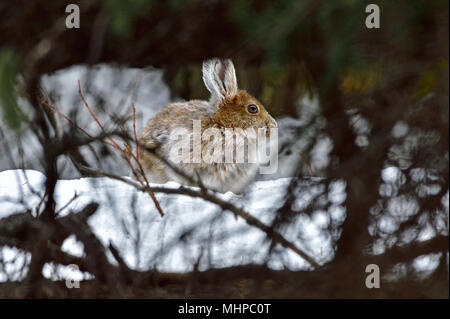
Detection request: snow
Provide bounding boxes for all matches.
[0,169,337,282]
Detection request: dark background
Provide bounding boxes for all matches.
[0,0,448,298]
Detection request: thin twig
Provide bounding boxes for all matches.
[132,103,139,163]
[299,151,315,177]
[77,80,121,150]
[40,98,94,141]
[55,192,79,216]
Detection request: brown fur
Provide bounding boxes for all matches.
[213,90,274,130]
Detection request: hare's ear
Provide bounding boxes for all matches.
[202,58,238,100]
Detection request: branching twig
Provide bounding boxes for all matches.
[40,98,95,141]
[42,82,164,217]
[55,192,79,216]
[77,80,120,150]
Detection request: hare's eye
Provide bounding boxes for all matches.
[247,104,259,114]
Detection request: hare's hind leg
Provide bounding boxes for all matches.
[138,148,171,184]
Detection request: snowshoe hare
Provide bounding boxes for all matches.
[139,58,277,193]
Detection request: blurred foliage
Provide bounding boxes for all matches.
[413,59,448,100]
[1,0,446,117]
[341,68,379,94]
[154,0,448,118]
[0,47,21,131]
[105,0,152,37]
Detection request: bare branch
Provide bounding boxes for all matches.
[77,165,321,269]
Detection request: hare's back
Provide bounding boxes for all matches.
[140,100,211,144]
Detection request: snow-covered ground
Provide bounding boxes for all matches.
[0,169,346,282]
